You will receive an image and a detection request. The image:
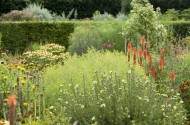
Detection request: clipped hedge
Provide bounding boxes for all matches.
[164,21,190,40]
[0,21,74,53]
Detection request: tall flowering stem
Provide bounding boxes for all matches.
[8,94,17,125]
[133,47,137,65]
[171,71,175,87]
[127,43,132,61]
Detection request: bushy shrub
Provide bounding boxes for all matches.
[23,43,69,68]
[161,9,180,21]
[122,0,167,48]
[44,49,187,125]
[69,21,125,55]
[181,8,190,21]
[24,3,53,21]
[92,11,115,21]
[116,12,127,20]
[0,10,39,21]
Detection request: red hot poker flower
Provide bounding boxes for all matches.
[133,47,137,54]
[139,50,143,57]
[158,58,164,70]
[160,48,165,57]
[141,36,145,45]
[127,49,131,56]
[148,55,152,64]
[171,71,175,81]
[143,50,147,58]
[146,41,150,48]
[8,94,16,107]
[128,43,132,49]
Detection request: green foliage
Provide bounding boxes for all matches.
[44,50,187,125]
[161,9,180,21]
[69,21,125,55]
[0,33,2,52]
[92,11,115,21]
[0,21,74,54]
[23,43,69,68]
[164,21,190,43]
[122,0,167,47]
[181,8,190,21]
[24,3,53,21]
[0,10,39,21]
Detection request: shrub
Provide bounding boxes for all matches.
[0,10,39,21]
[24,3,53,21]
[0,21,74,54]
[23,43,69,68]
[92,11,115,21]
[44,49,187,125]
[181,8,190,21]
[69,21,125,55]
[122,0,167,49]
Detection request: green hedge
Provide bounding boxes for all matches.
[0,21,74,53]
[164,21,190,40]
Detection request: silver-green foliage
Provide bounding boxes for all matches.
[24,3,53,21]
[92,11,115,21]
[44,49,187,124]
[122,0,167,43]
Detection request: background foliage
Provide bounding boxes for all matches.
[0,21,74,53]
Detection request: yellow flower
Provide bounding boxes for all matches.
[32,85,35,91]
[21,80,26,85]
[23,102,28,107]
[17,66,22,70]
[13,83,17,87]
[3,76,8,81]
[21,68,25,72]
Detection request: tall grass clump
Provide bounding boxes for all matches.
[44,49,187,124]
[24,3,53,21]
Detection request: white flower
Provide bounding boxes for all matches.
[81,105,84,109]
[100,103,106,108]
[91,116,96,121]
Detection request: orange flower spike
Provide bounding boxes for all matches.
[133,47,137,54]
[146,41,150,48]
[8,94,16,107]
[128,43,132,49]
[127,49,131,56]
[151,64,155,73]
[148,55,152,64]
[143,50,147,58]
[158,58,164,70]
[171,71,175,81]
[141,36,145,45]
[160,48,165,58]
[139,50,143,57]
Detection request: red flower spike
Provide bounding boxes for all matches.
[151,65,155,73]
[8,94,16,107]
[154,70,158,79]
[133,55,136,65]
[133,47,137,54]
[158,58,164,70]
[146,41,150,48]
[127,49,131,56]
[160,48,164,57]
[128,43,132,49]
[171,71,175,81]
[139,50,143,57]
[141,36,145,45]
[143,50,147,58]
[148,55,152,64]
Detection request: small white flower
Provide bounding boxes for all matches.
[100,103,106,108]
[128,70,131,74]
[91,116,96,121]
[81,105,84,109]
[49,106,54,109]
[173,106,177,110]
